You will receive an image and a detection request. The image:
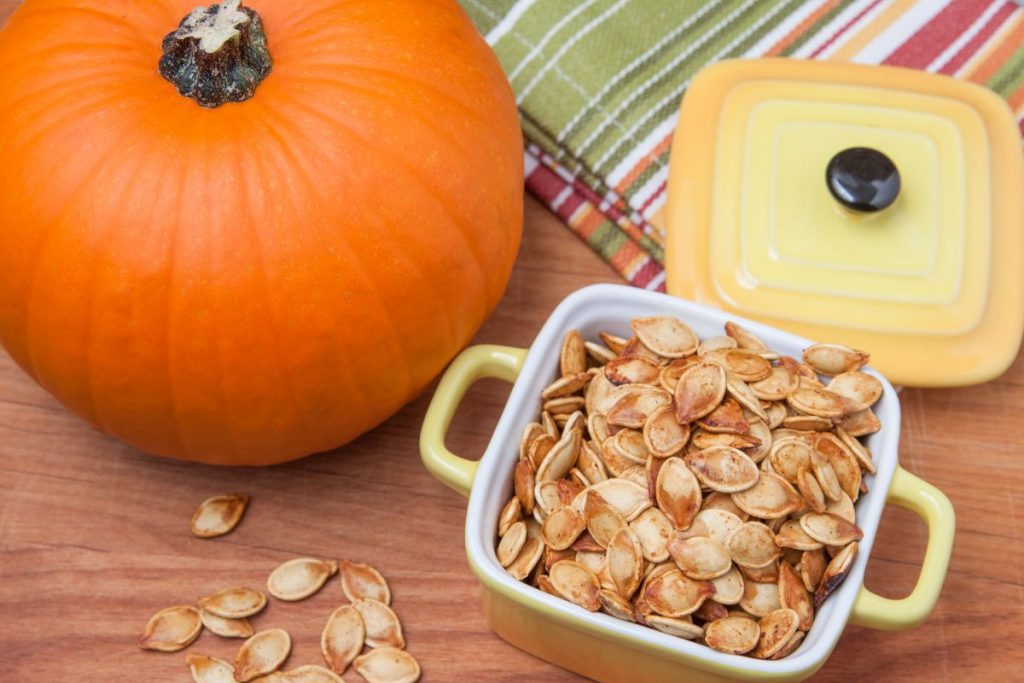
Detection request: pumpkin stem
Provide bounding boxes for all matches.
[159,0,272,108]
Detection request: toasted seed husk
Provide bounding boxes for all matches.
[138,605,202,652]
[782,415,833,431]
[690,508,743,546]
[771,629,806,660]
[534,480,562,518]
[632,316,699,358]
[744,419,772,463]
[563,409,586,436]
[588,411,611,444]
[542,507,586,551]
[618,466,647,489]
[690,429,760,451]
[198,588,267,620]
[321,605,365,674]
[725,322,769,352]
[543,396,586,415]
[810,449,843,503]
[646,615,705,640]
[731,472,803,519]
[537,429,582,482]
[827,371,882,411]
[544,545,576,573]
[668,536,732,580]
[725,375,768,422]
[704,616,761,655]
[629,507,673,563]
[497,496,523,537]
[802,343,869,376]
[835,426,876,474]
[186,654,235,683]
[709,349,773,383]
[814,542,858,606]
[498,521,527,567]
[708,565,744,606]
[549,560,601,611]
[739,580,781,617]
[838,408,881,437]
[600,331,629,354]
[339,560,391,605]
[507,537,544,580]
[815,433,862,501]
[514,460,536,514]
[825,492,856,523]
[352,647,421,683]
[574,550,605,575]
[191,494,249,539]
[696,396,750,435]
[764,401,788,430]
[787,385,846,419]
[577,441,609,485]
[601,436,638,477]
[643,406,690,458]
[726,522,781,569]
[750,367,798,401]
[536,573,560,596]
[755,608,800,658]
[267,558,338,602]
[581,478,653,520]
[655,457,702,530]
[542,372,592,399]
[800,548,827,593]
[694,599,729,622]
[351,598,404,649]
[604,356,662,385]
[795,466,827,513]
[598,588,637,621]
[541,411,559,438]
[561,330,587,376]
[583,490,628,548]
[778,562,814,631]
[685,446,759,493]
[769,438,812,484]
[702,491,750,520]
[526,431,555,468]
[269,665,346,682]
[607,526,644,599]
[799,513,864,546]
[739,561,780,584]
[200,609,253,639]
[608,386,673,429]
[608,428,651,468]
[643,568,714,617]
[699,335,738,355]
[775,519,823,551]
[235,629,291,682]
[675,362,727,424]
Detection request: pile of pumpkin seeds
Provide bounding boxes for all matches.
[497,317,881,659]
[139,495,421,682]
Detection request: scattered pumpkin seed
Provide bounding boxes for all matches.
[352,598,405,649]
[655,457,702,530]
[235,629,291,682]
[629,507,673,563]
[739,580,781,617]
[191,494,249,539]
[265,665,346,682]
[778,562,814,631]
[725,322,769,352]
[709,565,745,605]
[352,647,421,683]
[598,588,637,622]
[321,605,365,674]
[497,521,527,567]
[267,558,337,602]
[138,605,202,652]
[643,568,714,617]
[541,507,586,551]
[731,472,803,519]
[186,653,235,683]
[339,560,391,605]
[607,526,644,599]
[643,405,690,457]
[727,522,781,569]
[198,588,267,620]
[200,610,253,639]
[826,371,882,411]
[685,446,759,493]
[674,362,727,424]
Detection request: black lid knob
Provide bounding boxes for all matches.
[826,147,901,213]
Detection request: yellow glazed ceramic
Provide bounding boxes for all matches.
[665,59,1024,387]
[420,284,955,682]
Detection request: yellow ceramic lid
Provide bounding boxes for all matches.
[666,59,1024,387]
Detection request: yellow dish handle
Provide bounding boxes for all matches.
[849,465,955,630]
[420,345,528,498]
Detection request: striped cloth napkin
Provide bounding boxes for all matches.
[461,0,1024,291]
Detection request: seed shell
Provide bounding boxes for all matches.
[607,526,644,599]
[340,561,391,605]
[730,472,803,519]
[506,538,544,580]
[814,542,858,606]
[186,654,235,683]
[674,362,727,425]
[646,615,704,640]
[629,507,673,563]
[755,608,800,658]
[685,446,759,493]
[668,536,732,580]
[632,316,699,358]
[352,598,405,649]
[138,605,202,652]
[561,330,587,376]
[191,494,250,538]
[598,589,637,622]
[235,629,292,682]
[268,665,346,682]
[549,560,601,611]
[198,588,267,620]
[643,568,714,617]
[704,616,761,655]
[727,522,781,569]
[321,605,365,674]
[267,558,338,602]
[802,343,869,376]
[352,647,421,683]
[655,457,702,530]
[200,610,254,639]
[709,565,745,605]
[778,562,814,631]
[799,513,864,546]
[643,405,690,458]
[542,507,586,551]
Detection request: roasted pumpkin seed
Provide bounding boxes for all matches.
[827,371,882,411]
[198,588,267,620]
[191,494,249,538]
[542,507,586,551]
[235,628,291,682]
[339,560,391,605]
[321,605,365,674]
[726,522,781,569]
[802,343,869,376]
[549,560,601,611]
[787,385,846,419]
[725,322,769,352]
[352,598,404,649]
[643,568,714,617]
[800,548,827,593]
[267,558,337,602]
[755,608,799,658]
[506,537,544,580]
[778,561,814,631]
[799,513,864,546]
[675,362,727,424]
[200,610,253,639]
[607,526,644,599]
[775,519,823,551]
[646,615,704,640]
[739,580,781,617]
[709,565,745,606]
[186,654,235,683]
[542,372,591,399]
[598,588,637,622]
[731,472,803,519]
[838,407,881,436]
[814,542,858,606]
[561,330,587,376]
[690,508,743,546]
[629,507,673,563]
[583,490,628,548]
[497,522,527,567]
[685,446,759,493]
[795,466,827,513]
[668,536,732,580]
[514,460,536,514]
[643,405,690,457]
[268,665,346,682]
[632,316,699,358]
[704,616,761,655]
[655,457,702,530]
[604,356,661,385]
[138,605,202,652]
[352,647,421,683]
[696,396,750,435]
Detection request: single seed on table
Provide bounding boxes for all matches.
[339,560,392,605]
[266,665,346,682]
[191,494,249,538]
[709,565,745,605]
[198,587,267,620]
[321,604,365,675]
[138,605,202,652]
[352,647,421,683]
[814,542,858,606]
[186,653,235,683]
[352,598,405,649]
[704,616,761,655]
[234,628,292,682]
[549,560,602,611]
[200,609,254,639]
[754,608,800,658]
[497,521,527,567]
[267,558,338,602]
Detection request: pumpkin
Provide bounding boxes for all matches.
[0,0,523,465]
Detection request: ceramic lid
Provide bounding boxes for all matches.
[666,58,1023,387]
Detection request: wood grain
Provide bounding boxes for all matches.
[1,3,1023,680]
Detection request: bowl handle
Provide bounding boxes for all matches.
[420,345,527,498]
[849,465,955,631]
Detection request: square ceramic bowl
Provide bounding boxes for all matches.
[420,284,953,682]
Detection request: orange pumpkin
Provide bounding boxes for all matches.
[0,0,522,464]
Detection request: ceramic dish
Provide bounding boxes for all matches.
[420,284,954,682]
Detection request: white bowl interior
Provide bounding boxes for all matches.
[465,284,901,678]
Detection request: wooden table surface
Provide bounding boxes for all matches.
[2,3,1023,681]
